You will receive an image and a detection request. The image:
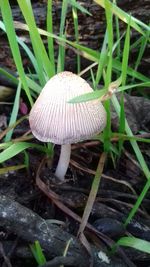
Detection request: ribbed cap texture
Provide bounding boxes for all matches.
[29,71,106,144]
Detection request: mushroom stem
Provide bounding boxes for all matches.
[55,144,71,181]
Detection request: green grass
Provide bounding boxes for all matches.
[111,236,150,255]
[47,0,55,73]
[0,0,150,259]
[30,241,46,265]
[4,80,22,142]
[0,0,33,106]
[72,0,81,73]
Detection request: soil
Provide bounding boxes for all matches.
[0,99,150,267]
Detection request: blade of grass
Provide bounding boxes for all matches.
[90,68,96,90]
[17,0,54,80]
[0,21,39,77]
[113,236,150,254]
[68,76,122,103]
[118,93,125,155]
[30,241,46,265]
[0,142,51,164]
[112,95,150,224]
[112,95,150,179]
[113,0,120,60]
[47,0,55,73]
[0,0,33,106]
[0,115,28,141]
[95,31,108,87]
[130,36,144,50]
[66,80,150,104]
[68,88,106,103]
[13,20,150,82]
[113,59,149,82]
[127,177,150,227]
[121,19,131,86]
[110,132,150,144]
[117,81,150,92]
[94,0,149,35]
[125,178,150,226]
[72,1,81,73]
[5,80,22,142]
[77,152,107,236]
[57,0,68,73]
[26,76,42,94]
[103,0,113,152]
[118,17,130,154]
[62,39,150,83]
[0,67,18,86]
[132,29,150,82]
[69,0,91,16]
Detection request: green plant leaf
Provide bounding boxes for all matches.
[0,142,50,164]
[57,0,68,72]
[47,0,55,72]
[5,80,22,142]
[0,0,33,105]
[116,237,150,254]
[72,0,81,73]
[68,88,106,103]
[17,0,55,80]
[13,21,150,83]
[0,67,18,86]
[30,241,46,265]
[69,0,92,16]
[0,21,39,76]
[94,0,149,35]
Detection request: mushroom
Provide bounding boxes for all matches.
[29,71,106,181]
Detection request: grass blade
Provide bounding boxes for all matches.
[68,88,106,103]
[72,1,81,73]
[5,80,22,142]
[115,236,150,254]
[30,241,46,265]
[112,95,150,224]
[0,142,51,164]
[113,0,120,60]
[112,95,150,179]
[0,67,18,86]
[95,31,108,87]
[17,0,54,80]
[0,0,33,106]
[69,0,91,15]
[0,21,39,76]
[78,153,107,236]
[118,18,130,154]
[132,29,150,81]
[47,0,55,73]
[57,0,68,72]
[94,0,149,35]
[103,0,113,152]
[13,21,150,83]
[125,178,150,226]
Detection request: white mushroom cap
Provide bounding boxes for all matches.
[29,71,106,144]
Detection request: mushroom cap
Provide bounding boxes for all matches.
[29,71,106,144]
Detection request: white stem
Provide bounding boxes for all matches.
[55,144,71,181]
